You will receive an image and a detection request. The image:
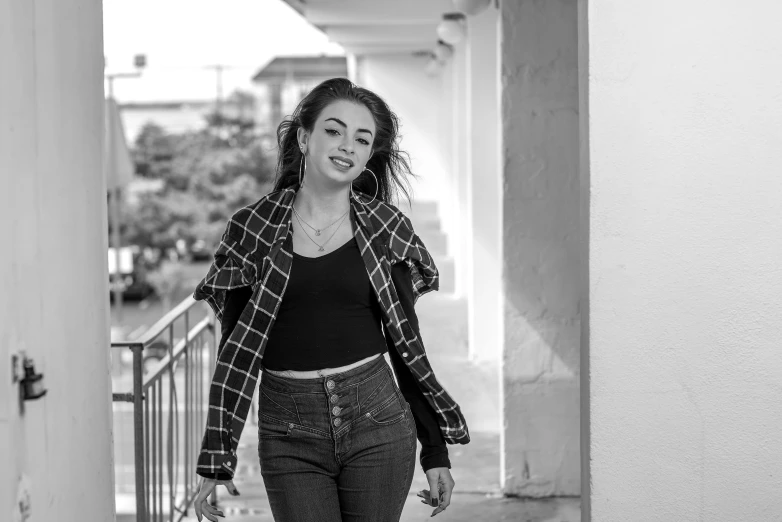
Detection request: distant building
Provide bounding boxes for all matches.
[251,55,348,134]
[120,92,257,143]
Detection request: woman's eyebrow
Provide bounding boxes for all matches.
[324,117,374,137]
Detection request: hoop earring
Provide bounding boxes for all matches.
[351,168,379,201]
[299,155,305,187]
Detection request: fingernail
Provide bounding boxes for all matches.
[431,498,439,507]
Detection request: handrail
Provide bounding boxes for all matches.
[112,295,199,348]
[141,316,210,387]
[111,295,218,522]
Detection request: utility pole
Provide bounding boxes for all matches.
[205,64,225,125]
[105,54,146,324]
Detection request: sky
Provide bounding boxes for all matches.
[102,0,344,102]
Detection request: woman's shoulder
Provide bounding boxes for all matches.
[223,189,292,255]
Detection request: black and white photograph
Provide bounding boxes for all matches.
[2,1,781,521]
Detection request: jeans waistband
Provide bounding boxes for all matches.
[260,353,390,394]
[263,353,382,379]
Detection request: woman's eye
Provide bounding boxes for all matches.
[357,139,369,146]
[326,129,339,136]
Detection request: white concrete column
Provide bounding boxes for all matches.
[467,7,502,363]
[451,41,472,299]
[500,0,581,496]
[0,1,116,520]
[586,2,782,520]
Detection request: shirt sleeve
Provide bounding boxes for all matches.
[192,223,260,480]
[387,261,451,472]
[193,228,259,324]
[196,285,253,481]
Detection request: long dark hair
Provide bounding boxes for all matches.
[273,77,414,205]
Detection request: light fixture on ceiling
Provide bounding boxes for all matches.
[453,0,492,16]
[434,40,454,62]
[436,13,467,45]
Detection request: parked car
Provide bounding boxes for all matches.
[108,245,156,301]
[189,239,213,262]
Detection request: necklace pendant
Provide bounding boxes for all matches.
[315,230,321,236]
[318,246,325,252]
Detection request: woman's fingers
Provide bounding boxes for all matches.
[220,479,240,496]
[194,478,219,521]
[427,469,456,517]
[201,501,225,521]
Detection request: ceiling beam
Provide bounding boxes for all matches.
[322,24,437,46]
[297,0,452,26]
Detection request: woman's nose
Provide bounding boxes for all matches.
[339,140,354,154]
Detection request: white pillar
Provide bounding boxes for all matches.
[467,6,502,363]
[586,2,782,520]
[450,41,472,299]
[500,0,581,496]
[0,1,116,520]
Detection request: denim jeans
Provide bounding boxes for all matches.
[257,355,417,522]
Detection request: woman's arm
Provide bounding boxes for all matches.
[197,285,253,481]
[387,261,451,472]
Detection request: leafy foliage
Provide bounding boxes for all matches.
[121,105,277,256]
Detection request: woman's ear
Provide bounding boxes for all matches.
[297,127,309,153]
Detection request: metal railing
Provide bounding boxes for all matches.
[112,295,218,522]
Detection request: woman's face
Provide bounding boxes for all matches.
[299,100,376,189]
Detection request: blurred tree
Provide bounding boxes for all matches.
[123,98,276,257]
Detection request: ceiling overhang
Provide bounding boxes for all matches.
[282,0,454,56]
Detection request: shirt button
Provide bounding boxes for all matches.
[334,418,342,427]
[331,395,339,403]
[332,406,341,416]
[326,380,335,390]
[402,352,409,357]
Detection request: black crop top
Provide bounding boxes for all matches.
[217,245,449,474]
[262,237,388,371]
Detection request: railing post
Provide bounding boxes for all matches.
[184,311,190,512]
[133,344,147,521]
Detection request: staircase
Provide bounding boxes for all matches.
[400,200,455,295]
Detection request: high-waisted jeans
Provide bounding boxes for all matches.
[257,355,417,522]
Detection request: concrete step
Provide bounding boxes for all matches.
[399,199,444,232]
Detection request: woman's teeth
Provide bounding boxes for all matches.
[332,158,351,168]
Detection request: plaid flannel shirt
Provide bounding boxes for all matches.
[193,186,470,479]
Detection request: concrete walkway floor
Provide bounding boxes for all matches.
[178,292,580,522]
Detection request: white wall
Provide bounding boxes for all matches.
[587,1,782,520]
[0,1,116,521]
[501,0,581,496]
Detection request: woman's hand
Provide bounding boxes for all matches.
[194,476,240,521]
[417,467,455,517]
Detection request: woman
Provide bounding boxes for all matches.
[192,78,470,522]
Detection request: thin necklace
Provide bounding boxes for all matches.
[292,205,349,237]
[293,209,350,252]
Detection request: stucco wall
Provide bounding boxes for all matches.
[501,0,581,496]
[587,1,782,520]
[0,1,116,520]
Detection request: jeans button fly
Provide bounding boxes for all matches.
[334,418,342,427]
[326,380,335,390]
[330,394,339,403]
[332,406,341,416]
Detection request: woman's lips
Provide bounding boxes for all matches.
[330,157,353,171]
